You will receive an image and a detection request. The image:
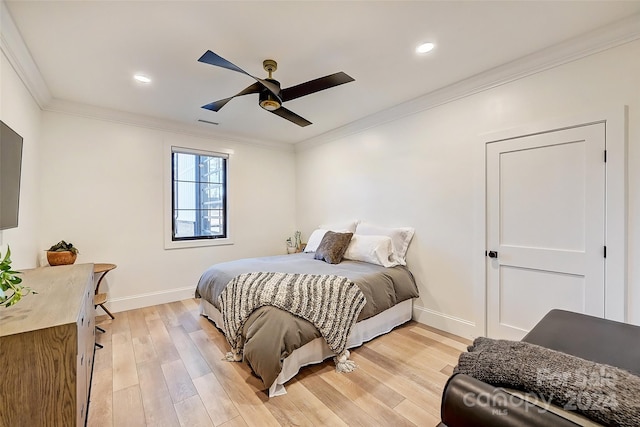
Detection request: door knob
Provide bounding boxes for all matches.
[487,251,498,258]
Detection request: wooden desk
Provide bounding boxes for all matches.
[94,263,116,319]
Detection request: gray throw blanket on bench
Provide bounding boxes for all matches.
[455,337,640,427]
[218,272,366,372]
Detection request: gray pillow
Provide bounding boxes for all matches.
[314,231,353,264]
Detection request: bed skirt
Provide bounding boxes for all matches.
[199,298,414,397]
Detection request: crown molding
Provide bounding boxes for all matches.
[44,99,295,152]
[296,13,640,152]
[0,0,52,108]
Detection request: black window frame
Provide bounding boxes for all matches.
[171,147,228,241]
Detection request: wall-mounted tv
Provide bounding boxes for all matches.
[0,120,23,230]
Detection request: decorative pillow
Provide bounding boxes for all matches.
[303,229,328,253]
[343,234,398,267]
[455,337,640,427]
[355,222,415,265]
[314,231,353,264]
[319,220,359,233]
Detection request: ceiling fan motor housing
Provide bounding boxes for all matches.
[259,78,282,111]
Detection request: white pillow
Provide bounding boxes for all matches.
[355,222,415,266]
[319,220,358,233]
[343,234,398,267]
[305,221,359,252]
[304,229,328,252]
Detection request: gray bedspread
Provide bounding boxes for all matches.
[196,252,419,389]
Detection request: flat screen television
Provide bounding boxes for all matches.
[0,120,23,230]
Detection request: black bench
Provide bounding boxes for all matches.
[438,309,640,427]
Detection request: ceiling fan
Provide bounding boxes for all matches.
[198,50,355,127]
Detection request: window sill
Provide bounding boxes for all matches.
[164,237,234,250]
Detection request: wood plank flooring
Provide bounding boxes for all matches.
[88,299,470,427]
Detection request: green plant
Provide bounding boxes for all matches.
[0,246,37,307]
[48,240,79,254]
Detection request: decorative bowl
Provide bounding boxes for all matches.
[47,251,77,266]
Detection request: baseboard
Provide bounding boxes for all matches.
[103,286,195,313]
[412,305,478,340]
[104,289,480,340]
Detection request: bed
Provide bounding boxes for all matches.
[196,250,419,396]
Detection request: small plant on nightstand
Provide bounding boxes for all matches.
[294,231,302,251]
[0,246,37,307]
[286,231,303,254]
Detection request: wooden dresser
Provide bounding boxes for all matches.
[0,263,96,426]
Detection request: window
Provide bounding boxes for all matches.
[171,147,228,241]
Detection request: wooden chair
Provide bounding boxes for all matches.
[94,263,116,320]
[93,263,116,349]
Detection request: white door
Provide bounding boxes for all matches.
[486,123,606,340]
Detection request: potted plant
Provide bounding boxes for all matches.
[47,240,79,266]
[286,231,303,254]
[0,246,37,307]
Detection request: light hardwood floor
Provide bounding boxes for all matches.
[88,299,470,427]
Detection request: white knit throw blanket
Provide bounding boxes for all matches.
[218,272,366,372]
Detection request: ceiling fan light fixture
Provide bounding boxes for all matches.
[259,91,281,111]
[260,100,281,111]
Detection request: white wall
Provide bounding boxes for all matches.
[296,40,640,336]
[4,19,639,330]
[39,112,296,310]
[0,50,42,268]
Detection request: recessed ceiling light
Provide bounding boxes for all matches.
[416,42,435,54]
[134,74,151,83]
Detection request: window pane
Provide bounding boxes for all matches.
[174,152,196,180]
[171,149,227,241]
[174,210,196,238]
[201,209,225,236]
[201,183,224,209]
[173,209,225,238]
[174,181,197,210]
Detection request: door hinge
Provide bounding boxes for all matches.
[604,246,607,258]
[604,150,607,162]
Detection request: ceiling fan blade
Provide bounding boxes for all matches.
[270,107,312,127]
[201,82,262,112]
[280,72,354,102]
[202,97,233,112]
[198,50,281,99]
[198,50,248,75]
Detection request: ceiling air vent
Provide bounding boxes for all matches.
[197,119,219,126]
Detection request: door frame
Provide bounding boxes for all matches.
[473,106,628,338]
